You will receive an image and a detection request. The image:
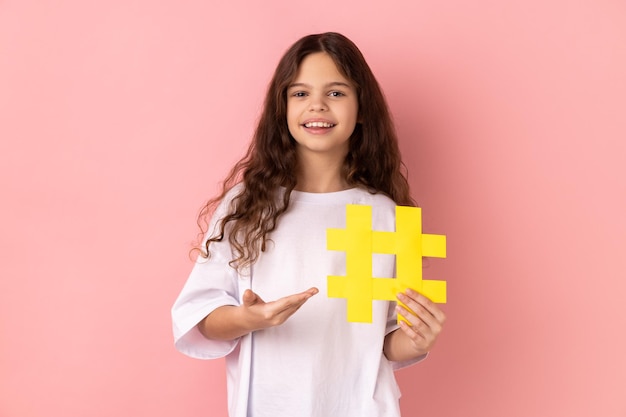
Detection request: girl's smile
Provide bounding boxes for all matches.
[301,118,337,133]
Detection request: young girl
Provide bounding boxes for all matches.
[172,32,446,417]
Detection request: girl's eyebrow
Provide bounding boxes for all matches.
[288,81,352,89]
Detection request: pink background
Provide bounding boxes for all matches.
[1,1,625,416]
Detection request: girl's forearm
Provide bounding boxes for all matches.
[197,305,255,341]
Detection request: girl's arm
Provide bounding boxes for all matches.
[383,289,446,362]
[197,287,319,340]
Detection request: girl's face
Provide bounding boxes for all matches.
[286,52,358,163]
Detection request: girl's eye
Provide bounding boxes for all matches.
[329,91,345,97]
[292,91,307,97]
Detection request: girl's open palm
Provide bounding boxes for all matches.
[241,288,319,330]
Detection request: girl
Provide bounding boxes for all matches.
[172,32,446,417]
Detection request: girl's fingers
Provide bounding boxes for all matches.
[268,288,319,317]
[405,288,447,324]
[303,287,320,296]
[397,305,438,352]
[396,292,432,325]
[394,289,446,353]
[397,291,445,335]
[272,287,315,303]
[398,319,426,341]
[398,290,446,324]
[279,288,319,308]
[396,304,428,336]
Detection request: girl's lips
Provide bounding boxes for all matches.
[303,124,335,135]
[300,118,337,135]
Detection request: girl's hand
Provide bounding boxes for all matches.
[392,288,446,357]
[240,287,319,331]
[199,287,318,341]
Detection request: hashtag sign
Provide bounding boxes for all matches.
[327,205,446,324]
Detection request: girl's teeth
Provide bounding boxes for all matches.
[305,122,334,128]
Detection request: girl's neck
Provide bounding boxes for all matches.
[294,153,350,193]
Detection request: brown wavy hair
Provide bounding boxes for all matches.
[196,32,415,270]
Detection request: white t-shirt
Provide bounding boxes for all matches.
[172,186,425,417]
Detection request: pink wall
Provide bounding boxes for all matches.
[1,1,625,416]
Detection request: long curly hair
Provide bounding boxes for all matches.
[196,32,414,270]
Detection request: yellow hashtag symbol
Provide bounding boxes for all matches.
[327,205,447,323]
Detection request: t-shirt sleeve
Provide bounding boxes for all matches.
[171,189,244,360]
[171,249,240,359]
[385,300,428,370]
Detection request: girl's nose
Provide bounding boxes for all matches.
[309,95,327,112]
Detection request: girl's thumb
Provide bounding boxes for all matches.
[242,289,257,306]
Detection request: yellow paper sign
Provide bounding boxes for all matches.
[327,205,446,324]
